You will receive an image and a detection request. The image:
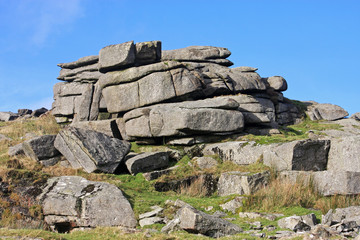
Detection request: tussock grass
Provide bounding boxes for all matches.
[0,113,60,145]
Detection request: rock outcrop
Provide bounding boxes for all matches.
[52,40,305,143]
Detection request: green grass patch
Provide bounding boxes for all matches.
[239,118,343,145]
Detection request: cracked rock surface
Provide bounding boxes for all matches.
[37,176,136,232]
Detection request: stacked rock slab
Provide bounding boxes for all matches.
[52,40,302,142]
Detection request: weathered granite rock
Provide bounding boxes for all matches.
[154,174,217,196]
[220,197,245,214]
[217,171,270,196]
[139,206,164,219]
[125,152,169,175]
[276,101,303,125]
[135,41,161,64]
[265,76,288,91]
[177,205,243,237]
[162,46,231,61]
[263,139,330,171]
[54,127,130,173]
[58,55,99,69]
[203,141,266,165]
[327,136,360,172]
[57,63,99,80]
[124,98,244,138]
[278,215,314,232]
[194,156,218,170]
[71,119,122,139]
[31,108,48,117]
[143,166,178,181]
[322,206,360,226]
[280,170,360,196]
[239,212,283,221]
[350,112,360,121]
[38,176,136,232]
[22,135,60,162]
[8,143,25,156]
[98,41,136,73]
[235,66,258,72]
[139,217,164,227]
[306,102,349,121]
[313,171,360,196]
[0,111,18,121]
[18,109,32,116]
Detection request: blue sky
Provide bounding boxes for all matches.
[0,0,359,115]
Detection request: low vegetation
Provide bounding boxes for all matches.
[0,115,358,239]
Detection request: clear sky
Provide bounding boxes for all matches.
[0,0,359,115]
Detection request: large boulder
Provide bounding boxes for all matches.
[327,136,360,172]
[162,205,242,237]
[22,135,61,166]
[217,171,270,196]
[263,139,330,171]
[264,76,288,91]
[305,102,348,121]
[54,127,130,173]
[37,176,137,232]
[0,112,18,121]
[135,41,161,64]
[98,41,136,73]
[278,214,316,232]
[125,152,169,175]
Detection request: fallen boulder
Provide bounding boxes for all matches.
[22,135,61,166]
[125,151,169,175]
[37,176,137,232]
[177,205,243,237]
[305,102,348,121]
[54,127,130,173]
[277,214,316,232]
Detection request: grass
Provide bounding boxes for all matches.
[238,117,343,145]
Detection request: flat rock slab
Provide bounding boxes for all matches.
[38,176,136,232]
[162,46,231,61]
[54,127,130,173]
[99,41,135,73]
[218,171,270,196]
[125,151,169,175]
[124,97,244,138]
